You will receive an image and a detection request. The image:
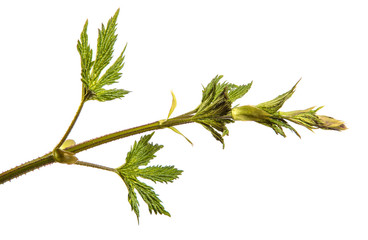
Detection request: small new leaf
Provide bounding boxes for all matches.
[60,139,76,150]
[124,133,163,168]
[232,80,346,137]
[92,9,120,81]
[77,9,129,102]
[116,133,183,222]
[280,107,347,131]
[168,127,193,145]
[77,20,93,87]
[159,91,193,145]
[167,90,177,119]
[199,75,252,110]
[193,75,252,147]
[137,165,183,183]
[257,79,300,114]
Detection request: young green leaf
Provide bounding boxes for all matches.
[158,91,193,145]
[198,75,252,110]
[115,133,182,222]
[92,9,120,81]
[193,75,252,147]
[77,9,129,102]
[280,107,323,131]
[168,127,193,145]
[227,81,253,103]
[260,117,300,138]
[60,139,76,150]
[126,182,140,220]
[232,80,346,137]
[137,165,183,183]
[124,133,163,168]
[77,20,93,88]
[195,87,233,147]
[257,79,300,114]
[133,180,171,217]
[167,90,177,119]
[280,107,347,131]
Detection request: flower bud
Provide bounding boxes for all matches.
[279,107,320,130]
[280,107,347,131]
[317,115,347,131]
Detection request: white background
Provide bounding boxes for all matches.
[0,1,367,239]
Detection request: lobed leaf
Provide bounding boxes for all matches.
[133,180,171,217]
[92,9,120,81]
[123,133,163,168]
[137,165,183,183]
[77,9,129,102]
[257,79,300,114]
[115,133,182,221]
[77,20,94,87]
[126,180,140,221]
[228,81,253,103]
[96,44,127,89]
[195,76,250,147]
[92,88,129,102]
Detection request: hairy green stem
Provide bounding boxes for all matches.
[67,117,194,154]
[0,116,195,184]
[54,99,86,151]
[75,161,118,173]
[0,154,54,184]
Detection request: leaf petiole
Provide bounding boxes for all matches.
[75,161,118,173]
[53,98,87,151]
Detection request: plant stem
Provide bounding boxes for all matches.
[67,117,194,154]
[0,154,54,184]
[0,115,195,184]
[54,100,86,151]
[75,161,118,173]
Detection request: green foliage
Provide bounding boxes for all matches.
[280,107,323,131]
[77,20,93,88]
[0,8,347,225]
[77,9,129,102]
[255,80,303,137]
[232,80,346,137]
[259,116,300,137]
[232,81,302,138]
[280,107,346,131]
[194,75,252,147]
[197,75,252,112]
[115,133,182,222]
[256,79,300,114]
